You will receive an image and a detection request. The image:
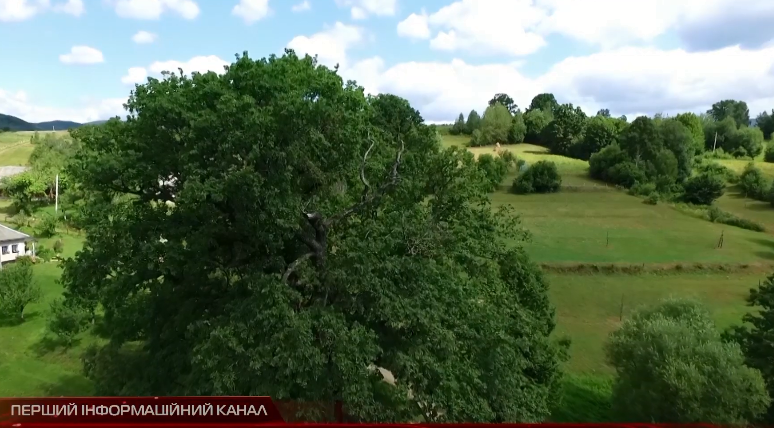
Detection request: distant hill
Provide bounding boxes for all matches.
[0,113,84,132]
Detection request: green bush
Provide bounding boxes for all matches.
[683,172,726,205]
[48,298,91,345]
[694,161,738,183]
[739,163,770,201]
[53,239,64,257]
[706,206,765,232]
[512,160,562,194]
[477,153,509,192]
[35,214,59,238]
[643,193,659,205]
[765,144,774,163]
[627,182,657,197]
[35,245,54,262]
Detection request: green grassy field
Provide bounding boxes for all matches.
[0,131,68,167]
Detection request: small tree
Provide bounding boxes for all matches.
[465,109,482,134]
[675,112,705,155]
[450,113,466,136]
[739,163,770,201]
[724,274,774,423]
[48,298,91,345]
[524,108,551,146]
[512,160,561,194]
[477,154,509,192]
[764,144,774,163]
[0,258,42,322]
[731,126,765,159]
[683,172,725,205]
[53,239,64,257]
[472,103,511,147]
[488,93,518,115]
[578,115,618,160]
[507,113,526,144]
[607,298,770,423]
[542,103,587,157]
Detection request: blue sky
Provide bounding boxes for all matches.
[1,0,774,123]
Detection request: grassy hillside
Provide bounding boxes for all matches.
[0,131,69,166]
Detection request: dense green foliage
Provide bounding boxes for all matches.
[606,298,770,423]
[59,51,566,422]
[508,113,526,144]
[489,93,518,115]
[682,172,726,205]
[470,103,513,147]
[725,274,774,423]
[0,258,41,322]
[476,153,511,191]
[575,116,618,161]
[756,110,774,140]
[739,163,770,201]
[708,99,750,128]
[674,112,705,155]
[512,160,561,194]
[466,110,482,135]
[543,104,587,157]
[527,93,558,114]
[524,109,551,145]
[450,113,466,135]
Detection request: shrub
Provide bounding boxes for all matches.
[694,161,738,183]
[628,182,657,197]
[683,173,726,205]
[765,144,774,163]
[500,150,517,167]
[606,161,646,188]
[477,154,509,191]
[35,245,54,262]
[53,239,64,257]
[644,193,659,205]
[508,113,526,144]
[706,206,765,232]
[731,126,765,159]
[511,160,562,194]
[739,163,770,201]
[36,214,59,238]
[48,298,91,345]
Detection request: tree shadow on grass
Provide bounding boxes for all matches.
[0,310,41,327]
[30,335,82,357]
[523,150,550,155]
[748,237,774,261]
[550,374,613,422]
[42,374,93,397]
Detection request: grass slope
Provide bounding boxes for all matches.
[0,131,69,167]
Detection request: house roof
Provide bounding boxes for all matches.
[0,223,31,242]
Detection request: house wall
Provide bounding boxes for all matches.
[0,240,27,264]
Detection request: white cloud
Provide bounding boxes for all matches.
[112,0,199,20]
[291,0,309,12]
[132,30,157,43]
[231,0,271,24]
[422,0,547,56]
[0,88,126,123]
[59,46,104,64]
[396,11,429,39]
[334,0,396,19]
[0,0,84,21]
[287,22,366,69]
[399,0,774,57]
[121,67,149,84]
[232,0,270,23]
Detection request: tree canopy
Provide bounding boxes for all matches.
[606,298,770,423]
[527,93,558,114]
[708,99,750,128]
[488,93,518,115]
[61,51,565,422]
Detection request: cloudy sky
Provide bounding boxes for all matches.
[1,0,774,123]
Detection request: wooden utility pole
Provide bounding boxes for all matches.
[713,132,718,151]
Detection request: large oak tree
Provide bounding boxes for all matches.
[62,51,564,422]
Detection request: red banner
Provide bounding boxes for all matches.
[0,398,722,428]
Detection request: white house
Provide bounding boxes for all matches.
[0,223,34,269]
